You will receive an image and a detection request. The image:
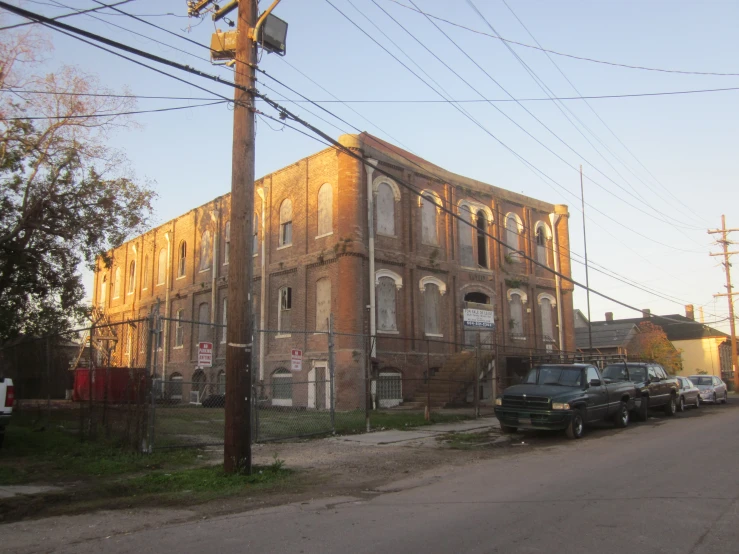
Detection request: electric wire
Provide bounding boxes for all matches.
[3,99,228,120]
[0,0,132,30]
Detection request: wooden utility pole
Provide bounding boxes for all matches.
[223,0,258,475]
[709,215,739,390]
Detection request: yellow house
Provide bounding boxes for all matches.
[672,336,727,377]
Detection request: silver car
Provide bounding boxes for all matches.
[674,376,701,411]
[688,375,728,404]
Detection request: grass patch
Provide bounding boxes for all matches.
[437,431,497,450]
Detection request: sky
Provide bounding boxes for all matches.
[5,0,739,333]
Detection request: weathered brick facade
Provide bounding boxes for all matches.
[95,133,575,409]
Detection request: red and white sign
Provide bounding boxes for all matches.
[198,342,213,368]
[291,349,302,372]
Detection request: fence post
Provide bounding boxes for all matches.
[475,332,481,419]
[328,314,336,435]
[146,311,156,453]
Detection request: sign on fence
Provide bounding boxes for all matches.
[291,349,302,372]
[198,342,213,368]
[463,308,495,329]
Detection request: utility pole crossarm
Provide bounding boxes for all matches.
[708,229,739,234]
[714,292,739,297]
[710,251,739,256]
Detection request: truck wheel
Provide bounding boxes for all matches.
[565,410,584,440]
[677,396,685,413]
[500,425,517,434]
[664,394,676,416]
[615,402,629,428]
[636,397,649,421]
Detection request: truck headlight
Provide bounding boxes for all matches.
[495,398,502,406]
[552,402,570,410]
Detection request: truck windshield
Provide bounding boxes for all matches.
[524,367,582,387]
[602,365,628,381]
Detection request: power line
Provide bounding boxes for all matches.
[384,0,739,78]
[0,0,132,30]
[4,1,716,325]
[3,99,228,120]
[4,89,218,101]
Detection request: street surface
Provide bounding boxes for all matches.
[14,401,739,553]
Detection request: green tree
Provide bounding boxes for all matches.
[629,321,683,374]
[0,28,155,341]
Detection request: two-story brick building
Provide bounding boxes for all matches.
[94,133,575,409]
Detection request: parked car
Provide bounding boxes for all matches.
[674,376,701,411]
[0,376,15,448]
[688,375,728,404]
[602,362,680,420]
[494,364,639,440]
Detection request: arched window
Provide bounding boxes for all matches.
[315,278,331,332]
[175,309,184,347]
[168,372,183,401]
[376,182,396,236]
[224,221,231,264]
[317,183,333,236]
[221,297,227,344]
[99,275,107,307]
[272,368,293,406]
[421,193,438,245]
[113,267,121,299]
[142,255,150,290]
[278,287,292,333]
[217,370,226,395]
[127,260,136,294]
[279,199,293,247]
[476,210,488,268]
[540,296,554,342]
[252,213,259,254]
[157,247,167,285]
[177,241,187,278]
[200,230,212,271]
[535,222,550,266]
[509,290,525,338]
[505,213,523,259]
[458,206,474,267]
[423,282,442,336]
[376,276,398,332]
[197,302,210,343]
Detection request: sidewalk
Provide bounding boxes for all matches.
[330,415,500,446]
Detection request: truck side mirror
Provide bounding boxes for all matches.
[589,379,602,387]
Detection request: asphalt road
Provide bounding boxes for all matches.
[61,400,739,554]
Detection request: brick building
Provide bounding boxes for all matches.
[94,133,575,408]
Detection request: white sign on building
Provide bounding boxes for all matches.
[198,342,213,368]
[463,308,495,329]
[291,349,303,372]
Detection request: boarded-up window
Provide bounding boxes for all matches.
[177,241,186,277]
[200,230,212,271]
[541,297,554,341]
[142,256,150,289]
[175,309,184,347]
[421,194,438,245]
[252,214,258,254]
[224,221,231,264]
[272,368,292,405]
[279,199,293,246]
[506,215,520,257]
[279,287,292,333]
[158,248,167,284]
[169,373,183,401]
[423,283,441,335]
[510,293,524,337]
[476,210,487,268]
[317,183,333,236]
[536,225,547,266]
[197,302,210,343]
[128,260,136,294]
[221,297,227,343]
[377,277,397,331]
[459,207,474,267]
[376,183,395,236]
[99,276,107,306]
[113,267,121,298]
[315,278,331,332]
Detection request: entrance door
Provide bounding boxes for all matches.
[308,363,330,410]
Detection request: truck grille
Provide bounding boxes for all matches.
[502,395,550,409]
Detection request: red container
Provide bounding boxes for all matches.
[73,367,148,403]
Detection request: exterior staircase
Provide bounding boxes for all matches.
[405,350,493,408]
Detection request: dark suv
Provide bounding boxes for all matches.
[602,362,680,420]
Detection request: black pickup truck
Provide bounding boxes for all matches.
[602,362,680,420]
[494,364,639,439]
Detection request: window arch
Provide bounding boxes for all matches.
[157,247,167,285]
[315,278,331,332]
[375,182,396,236]
[420,191,440,245]
[224,221,231,264]
[535,221,551,267]
[476,210,488,268]
[317,183,333,236]
[177,241,187,278]
[505,213,523,259]
[272,368,293,406]
[507,288,527,338]
[113,267,121,299]
[142,255,150,290]
[127,260,136,294]
[200,230,212,271]
[279,199,293,247]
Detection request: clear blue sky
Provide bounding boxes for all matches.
[8,0,739,332]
